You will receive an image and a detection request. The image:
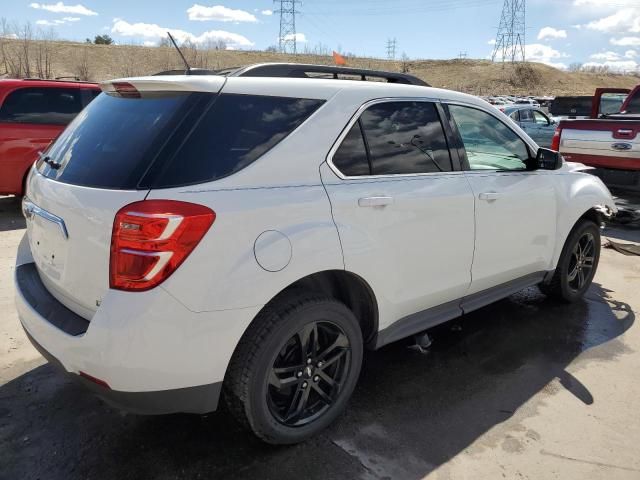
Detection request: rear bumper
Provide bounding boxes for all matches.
[23,326,222,415]
[14,233,260,414]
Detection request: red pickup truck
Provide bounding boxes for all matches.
[553,86,640,191]
[0,78,100,196]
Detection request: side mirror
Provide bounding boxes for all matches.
[536,148,563,170]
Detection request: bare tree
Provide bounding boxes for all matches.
[400,52,410,73]
[74,46,91,81]
[35,27,55,79]
[17,22,33,78]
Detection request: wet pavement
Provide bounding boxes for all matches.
[1,194,639,480]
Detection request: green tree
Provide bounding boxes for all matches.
[93,34,113,45]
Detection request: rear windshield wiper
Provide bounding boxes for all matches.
[37,151,62,170]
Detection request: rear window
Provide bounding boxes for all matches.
[37,92,324,189]
[549,96,592,116]
[0,87,83,125]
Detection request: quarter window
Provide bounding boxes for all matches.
[0,87,83,125]
[448,104,530,171]
[332,121,370,176]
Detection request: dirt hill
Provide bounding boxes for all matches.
[3,40,639,96]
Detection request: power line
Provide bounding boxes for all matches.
[386,38,397,60]
[275,0,301,54]
[491,0,526,63]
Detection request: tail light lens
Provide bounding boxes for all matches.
[551,125,563,151]
[110,200,215,291]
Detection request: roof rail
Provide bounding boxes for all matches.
[152,63,429,86]
[228,63,430,87]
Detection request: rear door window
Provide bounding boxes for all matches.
[0,87,83,125]
[358,101,452,175]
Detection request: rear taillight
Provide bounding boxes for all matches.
[551,125,563,151]
[110,200,215,291]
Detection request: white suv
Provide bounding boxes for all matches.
[15,63,616,444]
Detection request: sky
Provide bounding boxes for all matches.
[5,0,640,71]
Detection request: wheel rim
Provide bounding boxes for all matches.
[267,321,351,427]
[567,232,596,292]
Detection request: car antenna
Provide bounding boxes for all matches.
[166,31,191,75]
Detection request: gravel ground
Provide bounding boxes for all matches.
[1,194,639,480]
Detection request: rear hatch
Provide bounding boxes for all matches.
[25,77,224,319]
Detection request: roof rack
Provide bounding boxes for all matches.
[152,63,429,86]
[228,63,430,86]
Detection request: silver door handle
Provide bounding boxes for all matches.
[358,196,394,207]
[478,192,501,201]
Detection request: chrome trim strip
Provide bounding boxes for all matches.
[22,197,69,240]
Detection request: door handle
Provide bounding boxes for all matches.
[358,196,394,207]
[478,192,501,201]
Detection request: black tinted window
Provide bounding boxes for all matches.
[38,92,203,189]
[147,94,324,187]
[0,87,83,125]
[359,102,452,174]
[332,121,370,176]
[549,96,592,116]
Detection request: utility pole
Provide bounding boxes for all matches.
[491,0,526,63]
[386,38,397,60]
[275,0,301,54]
[458,51,468,59]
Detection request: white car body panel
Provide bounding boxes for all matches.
[464,171,557,294]
[320,164,475,330]
[16,73,618,405]
[24,173,147,319]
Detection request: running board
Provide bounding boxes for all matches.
[373,271,549,349]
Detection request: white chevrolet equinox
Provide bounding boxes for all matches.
[15,64,616,444]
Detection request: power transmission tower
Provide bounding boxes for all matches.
[491,0,526,63]
[275,0,301,54]
[458,51,468,59]
[386,38,397,60]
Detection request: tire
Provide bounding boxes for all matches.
[540,219,601,302]
[223,294,363,444]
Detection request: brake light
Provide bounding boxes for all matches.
[110,200,215,291]
[551,125,563,151]
[111,82,141,98]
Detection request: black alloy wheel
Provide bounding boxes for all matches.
[267,321,351,427]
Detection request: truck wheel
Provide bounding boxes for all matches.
[540,219,601,302]
[224,294,363,444]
